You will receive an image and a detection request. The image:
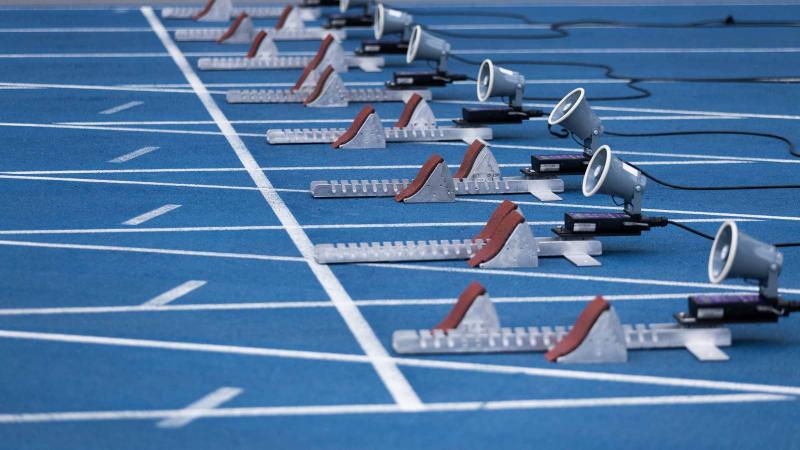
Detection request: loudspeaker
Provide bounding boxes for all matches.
[340,0,370,13]
[374,4,413,40]
[548,87,604,151]
[582,145,646,215]
[406,25,450,72]
[476,59,525,108]
[708,221,783,298]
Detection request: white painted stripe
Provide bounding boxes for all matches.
[0,239,305,263]
[109,146,160,163]
[0,174,306,193]
[0,122,262,137]
[0,394,788,424]
[2,328,800,397]
[436,99,800,121]
[366,262,800,296]
[452,47,800,54]
[123,204,182,226]
[157,387,242,428]
[0,82,196,95]
[0,218,759,237]
[458,197,800,222]
[57,115,741,127]
[2,46,797,58]
[0,292,752,317]
[142,280,207,307]
[142,6,421,411]
[0,160,776,177]
[430,141,800,166]
[4,236,794,295]
[99,101,143,115]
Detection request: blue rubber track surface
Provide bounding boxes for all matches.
[0,2,799,449]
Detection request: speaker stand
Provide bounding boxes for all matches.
[552,212,668,238]
[386,71,468,89]
[455,106,543,125]
[355,39,409,56]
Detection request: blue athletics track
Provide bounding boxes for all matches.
[0,1,798,449]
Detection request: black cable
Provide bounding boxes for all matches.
[606,130,800,158]
[668,222,800,250]
[625,161,800,191]
[667,220,715,240]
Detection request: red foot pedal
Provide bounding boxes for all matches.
[394,155,454,203]
[433,282,498,331]
[216,12,254,44]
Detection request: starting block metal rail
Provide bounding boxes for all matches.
[161,0,320,21]
[313,200,602,268]
[173,8,344,43]
[267,97,491,146]
[197,32,384,72]
[309,140,564,203]
[392,283,732,363]
[227,65,429,107]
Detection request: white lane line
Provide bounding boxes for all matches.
[0,239,305,263]
[453,47,800,54]
[430,141,800,166]
[142,6,422,411]
[59,115,732,126]
[437,99,800,121]
[157,387,242,428]
[0,218,760,237]
[99,101,144,115]
[0,159,776,177]
[0,292,752,317]
[0,82,196,95]
[366,262,800,296]
[4,236,795,295]
[0,394,788,424]
[0,27,152,32]
[109,146,160,163]
[0,174,307,193]
[142,280,207,307]
[458,197,800,222]
[123,204,182,226]
[0,122,263,138]
[3,328,800,397]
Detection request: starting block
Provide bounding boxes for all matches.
[227,65,430,107]
[174,7,344,43]
[162,0,320,21]
[392,282,732,363]
[310,140,567,203]
[198,32,383,72]
[267,96,491,146]
[313,200,603,268]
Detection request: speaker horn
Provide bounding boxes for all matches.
[406,25,450,72]
[708,221,783,300]
[340,0,370,13]
[374,4,413,40]
[476,59,526,109]
[582,145,646,216]
[548,87,604,152]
